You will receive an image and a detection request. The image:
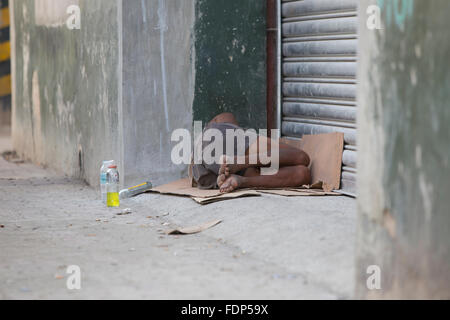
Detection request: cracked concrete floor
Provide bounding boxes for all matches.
[0,133,357,299]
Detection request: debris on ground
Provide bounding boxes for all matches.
[116,208,132,216]
[2,151,25,164]
[155,212,169,218]
[167,219,222,235]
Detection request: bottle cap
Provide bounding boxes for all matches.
[108,165,117,169]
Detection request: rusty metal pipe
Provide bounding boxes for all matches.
[266,0,277,135]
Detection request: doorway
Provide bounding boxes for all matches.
[276,0,358,196]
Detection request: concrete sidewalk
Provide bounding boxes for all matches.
[0,135,356,299]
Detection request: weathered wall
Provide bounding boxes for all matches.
[122,0,195,187]
[11,0,267,188]
[357,0,450,298]
[194,0,267,129]
[11,0,121,186]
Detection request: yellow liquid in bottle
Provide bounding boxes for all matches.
[107,192,120,207]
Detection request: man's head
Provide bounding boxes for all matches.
[209,113,239,126]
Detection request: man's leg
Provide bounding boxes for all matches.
[219,165,311,193]
[217,136,310,187]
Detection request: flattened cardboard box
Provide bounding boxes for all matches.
[151,178,261,204]
[150,132,344,204]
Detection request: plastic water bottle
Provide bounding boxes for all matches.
[106,165,120,207]
[100,160,115,203]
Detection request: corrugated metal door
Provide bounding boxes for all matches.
[280,0,358,196]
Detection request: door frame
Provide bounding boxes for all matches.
[266,0,281,138]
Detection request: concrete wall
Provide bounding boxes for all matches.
[122,0,195,187]
[11,0,121,186]
[121,0,267,186]
[357,0,450,299]
[11,0,267,188]
[11,0,197,187]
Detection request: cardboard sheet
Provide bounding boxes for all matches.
[152,178,222,198]
[192,190,261,205]
[151,178,260,204]
[150,178,339,205]
[167,220,222,235]
[257,189,338,197]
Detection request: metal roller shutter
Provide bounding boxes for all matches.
[280,0,358,196]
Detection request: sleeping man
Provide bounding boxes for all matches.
[190,113,311,193]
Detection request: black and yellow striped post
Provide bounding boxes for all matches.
[0,0,11,126]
